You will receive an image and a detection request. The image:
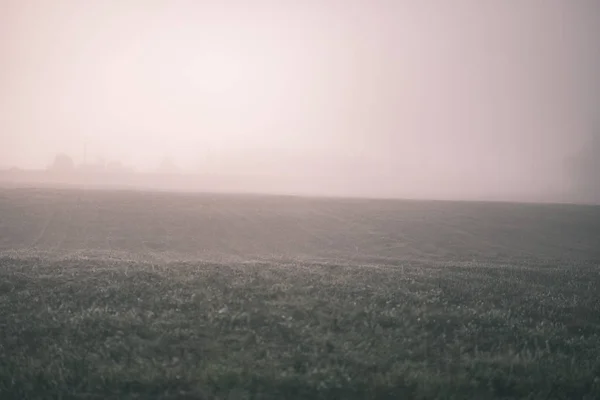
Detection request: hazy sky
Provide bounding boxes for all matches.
[1,0,599,201]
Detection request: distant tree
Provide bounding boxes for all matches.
[569,134,600,204]
[48,154,75,173]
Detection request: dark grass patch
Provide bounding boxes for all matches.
[0,256,599,399]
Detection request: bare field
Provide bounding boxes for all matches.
[0,187,599,399]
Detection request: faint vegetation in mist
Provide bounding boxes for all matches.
[47,153,75,174]
[569,134,600,203]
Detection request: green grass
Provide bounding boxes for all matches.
[1,255,599,399]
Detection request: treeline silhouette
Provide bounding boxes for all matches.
[46,154,177,175]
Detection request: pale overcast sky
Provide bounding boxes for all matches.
[1,1,599,201]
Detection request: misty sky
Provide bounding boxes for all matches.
[1,0,599,201]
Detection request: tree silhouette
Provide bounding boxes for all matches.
[570,134,600,203]
[48,154,75,173]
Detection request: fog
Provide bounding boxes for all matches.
[1,0,599,203]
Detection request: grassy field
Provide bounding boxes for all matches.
[0,187,599,399]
